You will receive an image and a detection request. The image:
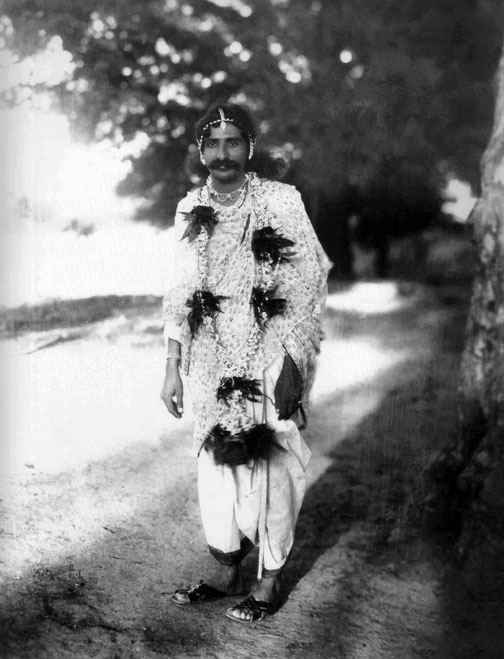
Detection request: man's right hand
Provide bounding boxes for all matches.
[160,366,184,419]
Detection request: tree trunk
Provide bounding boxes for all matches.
[428,40,504,564]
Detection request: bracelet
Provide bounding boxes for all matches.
[166,352,181,361]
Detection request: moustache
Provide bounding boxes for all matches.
[207,158,239,170]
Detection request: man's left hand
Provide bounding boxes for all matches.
[274,353,303,420]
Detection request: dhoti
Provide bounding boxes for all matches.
[197,355,311,578]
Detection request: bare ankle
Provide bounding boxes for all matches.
[252,574,280,601]
[220,564,243,594]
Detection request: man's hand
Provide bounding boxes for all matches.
[160,365,184,419]
[274,353,302,420]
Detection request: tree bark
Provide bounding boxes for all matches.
[428,40,504,562]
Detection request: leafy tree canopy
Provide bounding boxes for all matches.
[1,0,502,225]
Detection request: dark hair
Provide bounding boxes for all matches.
[195,103,257,150]
[194,103,287,181]
[248,149,287,180]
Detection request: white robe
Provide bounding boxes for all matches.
[162,173,330,576]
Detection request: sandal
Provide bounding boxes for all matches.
[170,580,227,605]
[225,595,274,624]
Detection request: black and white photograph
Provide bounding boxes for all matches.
[1,1,503,657]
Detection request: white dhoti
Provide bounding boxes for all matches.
[197,355,311,578]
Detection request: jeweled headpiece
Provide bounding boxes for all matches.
[195,104,257,160]
[218,108,227,132]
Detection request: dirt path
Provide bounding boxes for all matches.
[1,282,503,658]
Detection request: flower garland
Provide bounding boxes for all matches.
[183,173,296,466]
[181,205,218,242]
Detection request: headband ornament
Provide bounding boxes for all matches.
[197,106,255,159]
[218,108,227,132]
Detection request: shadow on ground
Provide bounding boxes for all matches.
[2,285,503,658]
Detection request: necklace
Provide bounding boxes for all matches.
[194,173,286,375]
[184,172,294,469]
[207,175,248,203]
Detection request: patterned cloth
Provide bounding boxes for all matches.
[162,172,331,454]
[198,353,311,577]
[163,173,330,577]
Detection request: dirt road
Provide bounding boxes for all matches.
[1,283,503,658]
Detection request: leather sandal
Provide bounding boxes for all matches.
[225,595,274,624]
[171,580,227,605]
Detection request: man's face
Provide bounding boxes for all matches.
[202,124,248,188]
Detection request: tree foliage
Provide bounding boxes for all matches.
[1,0,502,229]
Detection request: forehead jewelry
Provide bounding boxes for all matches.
[196,109,255,157]
[218,108,228,132]
[197,109,233,148]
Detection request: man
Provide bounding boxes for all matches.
[160,104,330,624]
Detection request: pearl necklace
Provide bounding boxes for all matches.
[207,175,248,203]
[194,173,273,377]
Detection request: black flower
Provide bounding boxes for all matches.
[217,377,263,403]
[251,287,287,328]
[251,226,296,263]
[204,423,275,466]
[186,290,226,337]
[181,205,218,242]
